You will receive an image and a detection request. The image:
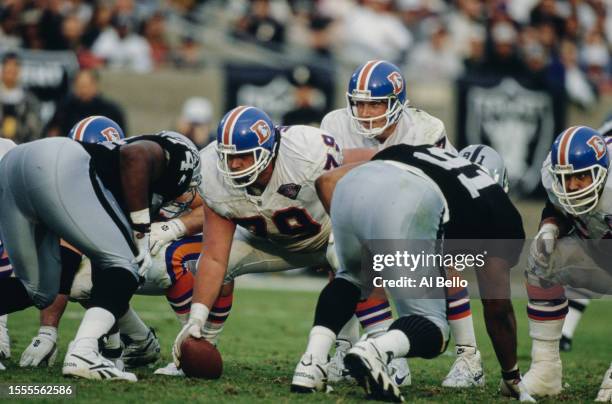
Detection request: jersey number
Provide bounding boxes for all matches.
[415,148,495,198]
[233,207,321,239]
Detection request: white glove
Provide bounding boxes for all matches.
[529,223,559,274]
[133,231,152,278]
[150,219,186,256]
[172,303,209,368]
[500,377,536,402]
[596,362,612,402]
[19,326,58,367]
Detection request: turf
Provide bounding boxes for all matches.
[1,288,609,403]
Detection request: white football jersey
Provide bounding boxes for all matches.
[199,125,343,252]
[542,144,612,239]
[320,106,456,153]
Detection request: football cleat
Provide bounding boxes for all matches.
[522,357,562,396]
[0,361,5,371]
[344,340,404,402]
[388,357,411,387]
[290,354,332,393]
[154,362,185,377]
[596,362,612,402]
[120,328,161,368]
[328,339,353,383]
[0,316,10,360]
[62,342,137,381]
[442,345,485,388]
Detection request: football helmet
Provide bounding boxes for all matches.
[346,60,407,138]
[460,144,509,193]
[549,126,609,215]
[69,115,125,143]
[216,106,277,188]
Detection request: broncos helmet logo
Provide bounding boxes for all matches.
[386,72,404,96]
[101,127,121,141]
[250,120,272,145]
[587,135,606,160]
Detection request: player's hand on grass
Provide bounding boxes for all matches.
[19,326,58,367]
[500,369,536,402]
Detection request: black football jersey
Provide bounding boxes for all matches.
[80,131,198,215]
[372,144,525,242]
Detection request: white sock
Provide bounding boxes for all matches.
[337,315,360,345]
[117,308,149,341]
[450,315,477,347]
[105,332,121,350]
[0,314,7,328]
[562,299,589,339]
[364,318,393,338]
[373,329,410,358]
[305,326,336,361]
[73,307,115,353]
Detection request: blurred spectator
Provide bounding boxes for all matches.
[234,0,286,49]
[447,0,484,59]
[176,97,214,148]
[482,21,525,76]
[45,69,126,137]
[530,0,564,36]
[171,35,204,69]
[282,66,326,126]
[288,3,336,59]
[82,2,115,49]
[463,24,487,73]
[144,12,170,69]
[560,39,597,108]
[91,14,153,72]
[341,0,413,65]
[581,30,610,89]
[0,52,41,143]
[405,19,463,81]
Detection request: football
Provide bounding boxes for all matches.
[180,337,223,379]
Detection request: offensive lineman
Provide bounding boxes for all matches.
[522,125,612,401]
[0,130,200,381]
[291,144,530,402]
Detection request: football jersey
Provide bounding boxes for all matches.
[80,131,199,216]
[372,144,525,242]
[199,125,343,252]
[320,106,456,153]
[542,143,612,240]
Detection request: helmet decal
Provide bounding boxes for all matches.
[250,119,272,145]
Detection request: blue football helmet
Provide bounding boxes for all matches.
[460,144,509,193]
[346,60,408,138]
[69,115,125,143]
[549,126,609,215]
[216,106,277,188]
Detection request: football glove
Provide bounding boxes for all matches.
[19,326,58,367]
[529,223,559,276]
[596,362,612,402]
[172,303,209,368]
[150,219,186,256]
[500,369,536,402]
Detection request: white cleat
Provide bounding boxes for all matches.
[0,361,5,371]
[388,357,411,387]
[154,362,185,377]
[328,339,353,383]
[290,354,332,393]
[522,358,562,396]
[344,340,404,402]
[596,362,612,402]
[62,343,137,382]
[442,346,485,388]
[0,318,10,361]
[121,328,161,369]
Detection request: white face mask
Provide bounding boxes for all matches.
[346,93,405,139]
[550,165,608,215]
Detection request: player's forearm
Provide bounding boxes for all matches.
[39,294,69,328]
[316,163,360,213]
[540,199,571,236]
[179,208,205,236]
[342,148,376,164]
[482,299,518,371]
[192,259,226,311]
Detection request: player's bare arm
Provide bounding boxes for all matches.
[120,140,166,213]
[315,163,362,213]
[342,148,377,164]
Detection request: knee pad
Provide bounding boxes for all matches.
[389,315,445,359]
[89,267,138,319]
[314,278,361,334]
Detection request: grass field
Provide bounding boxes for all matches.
[2,287,610,403]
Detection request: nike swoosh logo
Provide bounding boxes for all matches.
[395,375,407,385]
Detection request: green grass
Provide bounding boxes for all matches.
[2,288,609,403]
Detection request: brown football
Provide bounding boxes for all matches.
[180,337,223,379]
